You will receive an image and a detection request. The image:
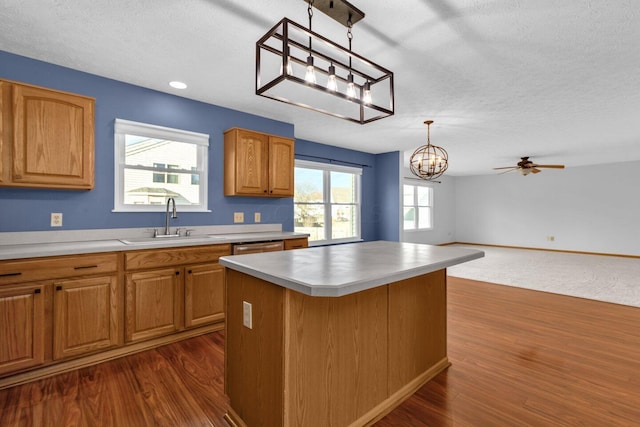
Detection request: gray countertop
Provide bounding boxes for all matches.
[219,240,484,297]
[0,230,308,261]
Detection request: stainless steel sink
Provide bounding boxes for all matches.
[119,235,225,245]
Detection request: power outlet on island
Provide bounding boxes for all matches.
[243,301,253,329]
[234,212,244,223]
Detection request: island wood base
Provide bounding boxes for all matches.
[225,268,449,427]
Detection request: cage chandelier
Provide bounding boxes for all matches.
[256,0,394,124]
[409,120,449,181]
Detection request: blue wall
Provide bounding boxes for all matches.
[376,152,401,241]
[1,50,396,240]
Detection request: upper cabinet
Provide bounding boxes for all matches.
[224,127,294,197]
[0,79,95,190]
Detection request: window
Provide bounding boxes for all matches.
[114,119,210,212]
[403,182,433,230]
[294,160,362,245]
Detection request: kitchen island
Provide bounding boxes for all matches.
[219,241,483,427]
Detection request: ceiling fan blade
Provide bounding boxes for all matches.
[493,166,518,170]
[531,167,542,174]
[498,169,518,175]
[536,164,565,169]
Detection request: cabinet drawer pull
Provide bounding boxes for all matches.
[34,288,41,294]
[56,285,62,291]
[188,269,192,274]
[74,265,98,270]
[0,272,22,277]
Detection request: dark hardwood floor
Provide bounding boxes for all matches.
[1,277,639,426]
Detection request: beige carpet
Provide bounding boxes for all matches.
[447,245,640,308]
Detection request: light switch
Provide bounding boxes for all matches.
[254,212,261,223]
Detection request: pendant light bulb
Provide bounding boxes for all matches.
[363,81,372,104]
[346,73,356,98]
[327,64,338,91]
[305,56,317,84]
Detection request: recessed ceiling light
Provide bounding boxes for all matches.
[169,81,187,89]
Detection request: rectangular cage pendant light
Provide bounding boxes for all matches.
[256,1,394,125]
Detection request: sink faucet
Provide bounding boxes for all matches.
[164,197,177,236]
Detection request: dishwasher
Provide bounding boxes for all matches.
[232,240,284,255]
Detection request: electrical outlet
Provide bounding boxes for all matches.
[243,301,253,329]
[254,212,261,223]
[50,213,63,227]
[546,236,555,242]
[234,212,244,223]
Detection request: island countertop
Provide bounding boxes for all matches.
[219,240,484,297]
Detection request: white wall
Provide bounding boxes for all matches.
[454,160,640,256]
[401,169,457,245]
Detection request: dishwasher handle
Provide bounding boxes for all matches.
[232,241,284,255]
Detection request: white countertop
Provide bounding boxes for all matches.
[0,228,308,261]
[219,241,484,297]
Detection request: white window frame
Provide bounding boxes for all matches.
[294,159,362,246]
[113,119,210,212]
[402,180,434,231]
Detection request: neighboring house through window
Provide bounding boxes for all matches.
[403,182,433,230]
[294,159,362,245]
[114,119,210,212]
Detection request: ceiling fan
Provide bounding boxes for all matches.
[493,157,565,175]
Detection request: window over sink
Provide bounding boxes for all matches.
[113,119,210,212]
[294,160,361,245]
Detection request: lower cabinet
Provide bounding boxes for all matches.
[0,283,46,376]
[185,263,225,328]
[123,244,230,344]
[125,267,182,343]
[53,275,119,360]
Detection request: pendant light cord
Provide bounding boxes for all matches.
[308,0,314,51]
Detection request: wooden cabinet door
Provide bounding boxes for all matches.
[53,275,119,360]
[125,268,182,343]
[0,80,9,185]
[184,263,225,328]
[0,283,46,376]
[11,83,94,189]
[233,129,269,195]
[268,136,294,196]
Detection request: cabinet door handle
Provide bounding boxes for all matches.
[74,265,98,270]
[175,271,180,276]
[0,272,22,277]
[56,285,62,291]
[188,269,192,274]
[34,288,41,294]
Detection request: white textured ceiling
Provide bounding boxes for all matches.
[1,0,639,175]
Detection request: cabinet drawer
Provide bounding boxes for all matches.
[125,244,231,271]
[284,238,308,250]
[0,253,118,285]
